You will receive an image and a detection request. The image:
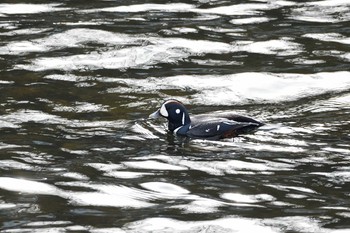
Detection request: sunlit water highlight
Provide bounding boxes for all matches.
[0,0,349,232]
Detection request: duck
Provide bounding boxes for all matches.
[149,99,264,140]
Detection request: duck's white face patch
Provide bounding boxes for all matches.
[160,103,169,117]
[175,109,181,114]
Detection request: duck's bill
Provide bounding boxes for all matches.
[149,109,161,119]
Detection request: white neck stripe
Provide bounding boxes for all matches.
[174,126,182,134]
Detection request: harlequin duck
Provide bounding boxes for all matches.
[149,99,264,140]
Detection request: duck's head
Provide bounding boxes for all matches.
[149,99,191,131]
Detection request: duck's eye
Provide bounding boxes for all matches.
[175,109,181,114]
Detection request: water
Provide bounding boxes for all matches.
[0,0,349,232]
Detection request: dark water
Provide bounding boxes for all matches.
[0,0,350,232]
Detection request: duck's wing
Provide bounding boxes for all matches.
[217,113,264,126]
[192,113,264,126]
[187,120,261,140]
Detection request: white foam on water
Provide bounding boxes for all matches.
[130,123,159,139]
[301,93,350,113]
[289,2,349,23]
[90,147,124,152]
[194,3,275,16]
[323,147,350,154]
[109,3,194,12]
[286,193,308,199]
[16,36,233,71]
[125,217,278,233]
[172,198,225,214]
[171,27,198,34]
[263,216,331,233]
[292,15,341,23]
[56,181,156,208]
[90,228,125,233]
[44,74,92,82]
[81,1,298,17]
[239,143,305,153]
[0,143,22,150]
[123,160,187,171]
[0,3,69,15]
[0,160,34,170]
[0,28,51,36]
[236,39,302,56]
[82,3,195,13]
[307,0,350,6]
[287,57,325,65]
[162,27,198,35]
[266,184,316,194]
[0,177,60,195]
[248,134,308,147]
[12,151,53,165]
[61,148,89,155]
[8,28,303,70]
[25,221,72,227]
[67,191,153,208]
[230,17,273,25]
[58,21,114,26]
[0,41,46,55]
[1,109,64,126]
[68,119,129,129]
[311,171,350,183]
[340,53,350,61]
[221,193,276,203]
[303,33,350,45]
[57,180,197,207]
[1,227,69,232]
[0,80,14,84]
[0,108,131,138]
[53,102,109,113]
[107,71,350,105]
[0,202,17,210]
[127,17,146,21]
[105,171,151,179]
[0,178,333,232]
[3,110,45,124]
[0,120,19,128]
[17,45,184,71]
[274,0,297,6]
[0,23,17,30]
[83,2,288,16]
[60,172,89,180]
[176,158,292,176]
[141,182,190,195]
[87,163,151,179]
[0,28,132,55]
[198,26,246,33]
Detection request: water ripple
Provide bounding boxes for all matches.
[0,0,349,231]
[0,3,69,15]
[104,72,350,105]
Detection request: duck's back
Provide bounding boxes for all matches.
[188,113,263,139]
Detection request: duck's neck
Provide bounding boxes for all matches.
[168,113,191,132]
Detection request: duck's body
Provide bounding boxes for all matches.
[150,100,263,140]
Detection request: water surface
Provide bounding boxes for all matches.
[0,0,349,232]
